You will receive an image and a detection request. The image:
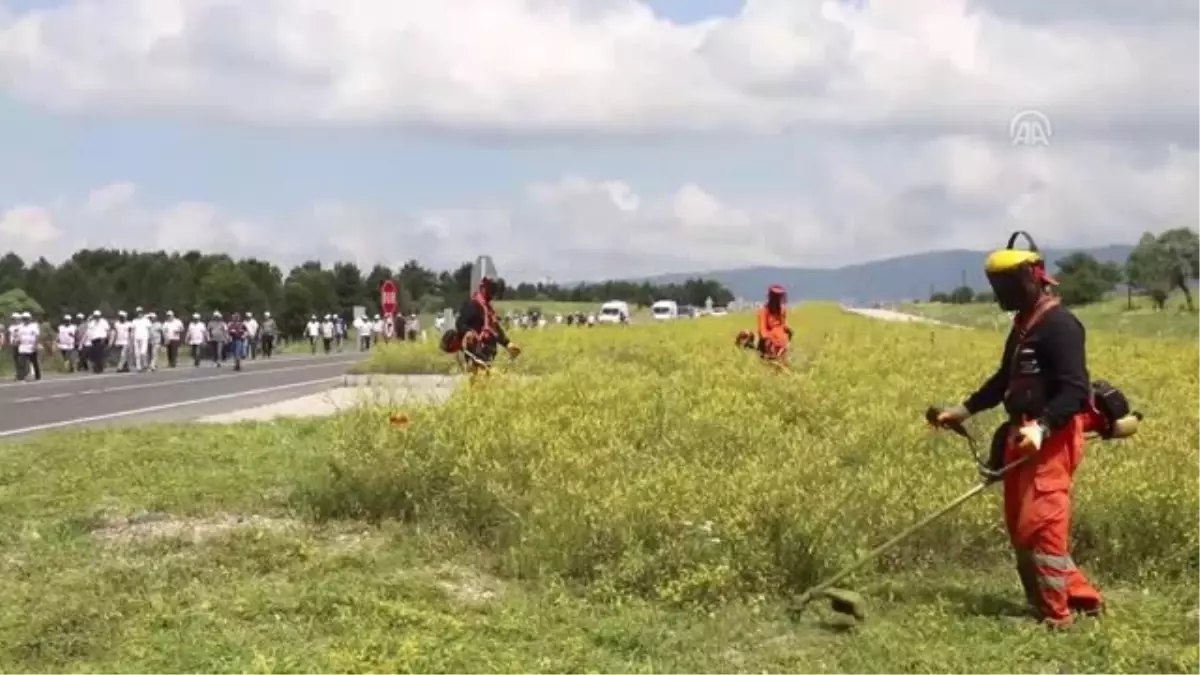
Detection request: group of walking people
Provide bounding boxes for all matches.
[2,307,283,380]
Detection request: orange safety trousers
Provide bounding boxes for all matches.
[757,308,789,359]
[1003,414,1102,625]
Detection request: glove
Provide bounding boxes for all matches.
[785,326,794,341]
[1016,421,1049,453]
[930,404,971,428]
[506,343,521,358]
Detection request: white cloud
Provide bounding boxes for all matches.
[0,0,1194,282]
[0,205,62,253]
[83,182,137,215]
[4,132,1194,282]
[0,0,1193,136]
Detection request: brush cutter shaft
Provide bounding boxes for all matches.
[799,427,1112,604]
[798,451,1036,602]
[803,475,991,597]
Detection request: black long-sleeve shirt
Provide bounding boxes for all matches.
[963,304,1090,431]
[456,298,509,347]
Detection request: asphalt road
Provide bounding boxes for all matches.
[0,351,365,439]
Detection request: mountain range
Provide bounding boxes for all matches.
[634,244,1135,304]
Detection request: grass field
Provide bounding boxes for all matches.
[901,296,1198,340]
[0,304,1196,673]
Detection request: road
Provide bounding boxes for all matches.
[0,352,364,439]
[841,306,952,326]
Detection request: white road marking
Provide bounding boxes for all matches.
[0,377,340,438]
[0,352,362,389]
[0,353,360,389]
[10,360,354,403]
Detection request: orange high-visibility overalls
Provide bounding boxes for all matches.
[1002,299,1102,625]
[757,306,790,360]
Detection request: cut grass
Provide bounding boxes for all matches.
[0,421,1196,673]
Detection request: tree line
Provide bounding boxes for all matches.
[929,228,1199,310]
[0,249,735,336]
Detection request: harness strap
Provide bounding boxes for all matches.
[1013,295,1059,342]
[472,292,498,339]
[1004,296,1061,416]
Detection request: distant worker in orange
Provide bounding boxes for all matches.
[930,232,1103,628]
[757,284,793,362]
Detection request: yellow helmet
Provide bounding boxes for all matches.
[984,231,1058,285]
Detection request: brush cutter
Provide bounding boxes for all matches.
[791,406,1143,622]
[790,454,1032,621]
[456,343,520,374]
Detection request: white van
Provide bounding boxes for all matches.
[651,300,678,320]
[598,300,630,324]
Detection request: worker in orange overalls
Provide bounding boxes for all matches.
[931,231,1102,628]
[757,284,793,363]
[454,257,520,374]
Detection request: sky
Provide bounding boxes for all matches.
[0,0,1196,283]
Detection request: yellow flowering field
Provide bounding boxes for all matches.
[2,303,1195,673]
[325,304,1199,600]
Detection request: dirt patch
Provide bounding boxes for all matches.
[90,511,299,545]
[428,564,504,606]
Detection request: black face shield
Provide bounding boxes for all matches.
[987,266,1038,312]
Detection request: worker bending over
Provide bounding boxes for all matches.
[757,284,793,362]
[932,232,1102,629]
[455,274,520,373]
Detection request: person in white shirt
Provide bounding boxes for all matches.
[73,312,88,372]
[244,312,260,360]
[186,313,208,367]
[148,311,163,371]
[130,309,152,372]
[304,315,320,354]
[319,314,335,354]
[85,310,111,373]
[113,309,132,372]
[162,310,184,368]
[15,312,40,381]
[353,315,369,351]
[333,315,345,351]
[260,312,278,358]
[7,312,19,380]
[57,314,77,373]
[371,314,384,344]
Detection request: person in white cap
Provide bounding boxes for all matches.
[162,310,184,368]
[241,312,258,360]
[15,311,40,381]
[73,312,88,371]
[305,314,320,354]
[113,310,132,372]
[354,313,370,351]
[57,314,78,373]
[371,313,384,344]
[186,313,208,367]
[260,311,278,359]
[320,314,334,354]
[130,308,152,373]
[7,312,20,380]
[148,311,163,371]
[84,310,110,373]
[206,310,228,366]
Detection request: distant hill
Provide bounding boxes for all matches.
[632,245,1135,305]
